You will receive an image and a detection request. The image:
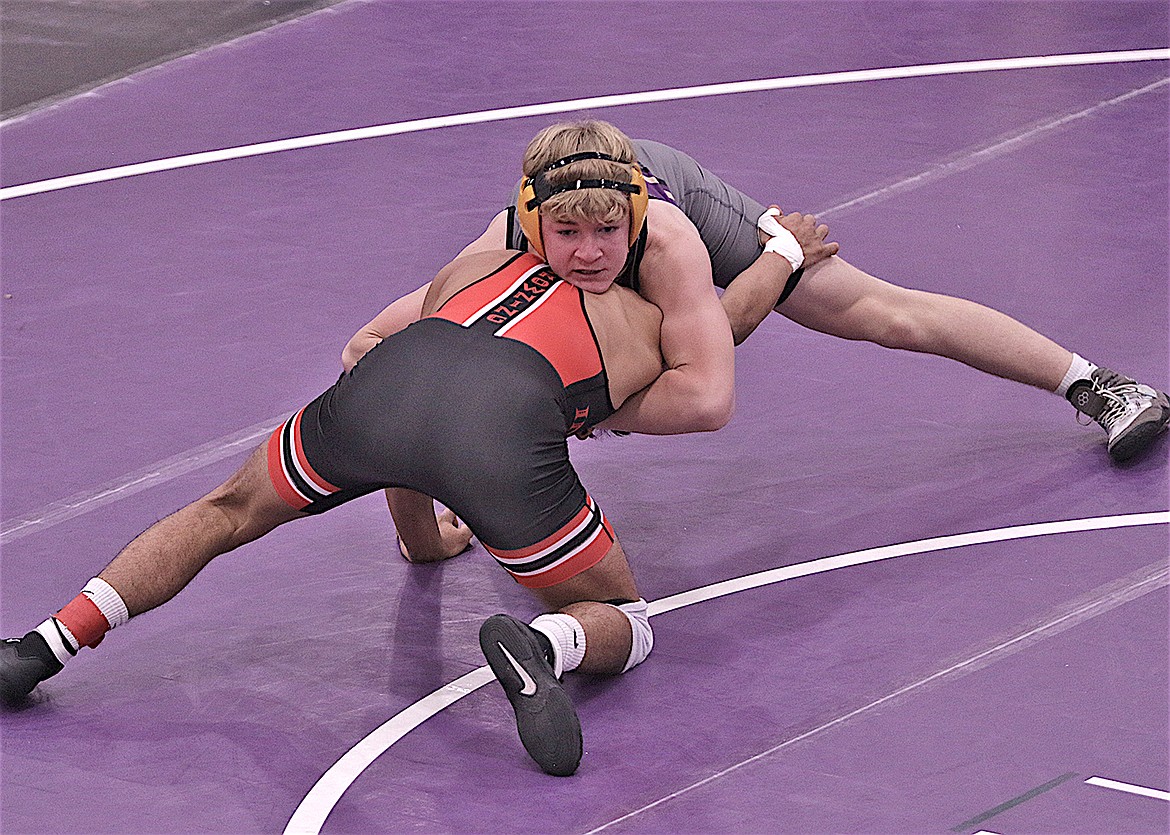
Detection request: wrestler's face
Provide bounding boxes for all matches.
[540,212,630,293]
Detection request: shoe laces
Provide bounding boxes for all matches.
[1080,369,1152,432]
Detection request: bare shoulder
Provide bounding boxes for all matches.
[640,200,715,307]
[644,198,697,244]
[423,250,524,314]
[584,283,663,336]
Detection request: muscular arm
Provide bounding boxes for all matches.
[386,488,471,563]
[720,210,839,345]
[599,206,735,434]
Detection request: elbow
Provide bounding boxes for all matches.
[692,390,734,432]
[341,334,375,372]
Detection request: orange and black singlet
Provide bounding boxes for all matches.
[266,251,617,588]
[426,251,613,435]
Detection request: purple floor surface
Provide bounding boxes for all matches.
[1,2,1167,833]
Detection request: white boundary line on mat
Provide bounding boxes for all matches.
[282,512,1169,835]
[2,48,1166,201]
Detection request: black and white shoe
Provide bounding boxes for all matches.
[1,632,63,706]
[1067,368,1170,461]
[479,614,582,776]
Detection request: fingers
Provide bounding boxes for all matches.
[439,508,474,555]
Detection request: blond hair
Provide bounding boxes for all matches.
[521,120,637,222]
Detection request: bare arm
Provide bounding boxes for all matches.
[455,210,509,257]
[720,210,839,345]
[599,206,735,434]
[386,487,472,563]
[341,283,431,371]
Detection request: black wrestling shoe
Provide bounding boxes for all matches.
[1067,368,1170,461]
[1,631,63,705]
[479,614,583,777]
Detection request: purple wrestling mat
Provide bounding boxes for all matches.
[1,2,1167,833]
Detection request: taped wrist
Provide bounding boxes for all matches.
[757,208,804,272]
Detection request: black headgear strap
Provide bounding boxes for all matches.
[524,152,641,211]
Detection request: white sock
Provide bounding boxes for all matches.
[31,578,130,666]
[34,618,78,665]
[82,578,130,629]
[530,613,586,678]
[1056,353,1097,396]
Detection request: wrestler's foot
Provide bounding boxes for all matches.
[1,632,62,706]
[479,614,582,777]
[1066,368,1170,461]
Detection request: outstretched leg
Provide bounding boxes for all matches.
[1,443,306,704]
[778,255,1073,389]
[772,256,1170,458]
[100,444,305,616]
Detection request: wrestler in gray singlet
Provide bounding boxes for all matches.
[508,140,771,290]
[631,139,768,289]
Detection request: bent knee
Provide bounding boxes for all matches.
[616,599,653,672]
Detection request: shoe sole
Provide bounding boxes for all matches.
[1109,420,1168,461]
[479,614,583,777]
[1109,403,1170,462]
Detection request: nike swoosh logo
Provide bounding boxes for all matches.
[498,642,538,697]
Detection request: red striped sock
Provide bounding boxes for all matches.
[54,593,111,649]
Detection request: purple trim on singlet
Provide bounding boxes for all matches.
[641,166,677,205]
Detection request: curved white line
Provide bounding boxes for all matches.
[2,48,1167,202]
[282,511,1169,835]
[591,559,1169,833]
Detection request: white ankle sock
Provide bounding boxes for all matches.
[34,618,78,665]
[1056,353,1097,396]
[33,578,131,666]
[530,613,586,678]
[82,578,130,629]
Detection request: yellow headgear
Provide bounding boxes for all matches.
[516,151,648,259]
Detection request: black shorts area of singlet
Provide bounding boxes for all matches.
[278,318,587,552]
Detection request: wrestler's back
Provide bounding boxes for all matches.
[425,250,664,412]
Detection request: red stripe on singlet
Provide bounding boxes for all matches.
[495,283,603,387]
[483,498,616,588]
[267,424,311,509]
[290,410,339,494]
[430,252,545,325]
[430,252,604,388]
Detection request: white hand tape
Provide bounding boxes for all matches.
[758,208,803,271]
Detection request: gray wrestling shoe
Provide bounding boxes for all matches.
[479,614,583,776]
[1,631,63,705]
[1066,368,1170,461]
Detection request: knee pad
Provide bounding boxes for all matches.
[615,599,653,673]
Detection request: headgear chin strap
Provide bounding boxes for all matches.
[516,151,648,259]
